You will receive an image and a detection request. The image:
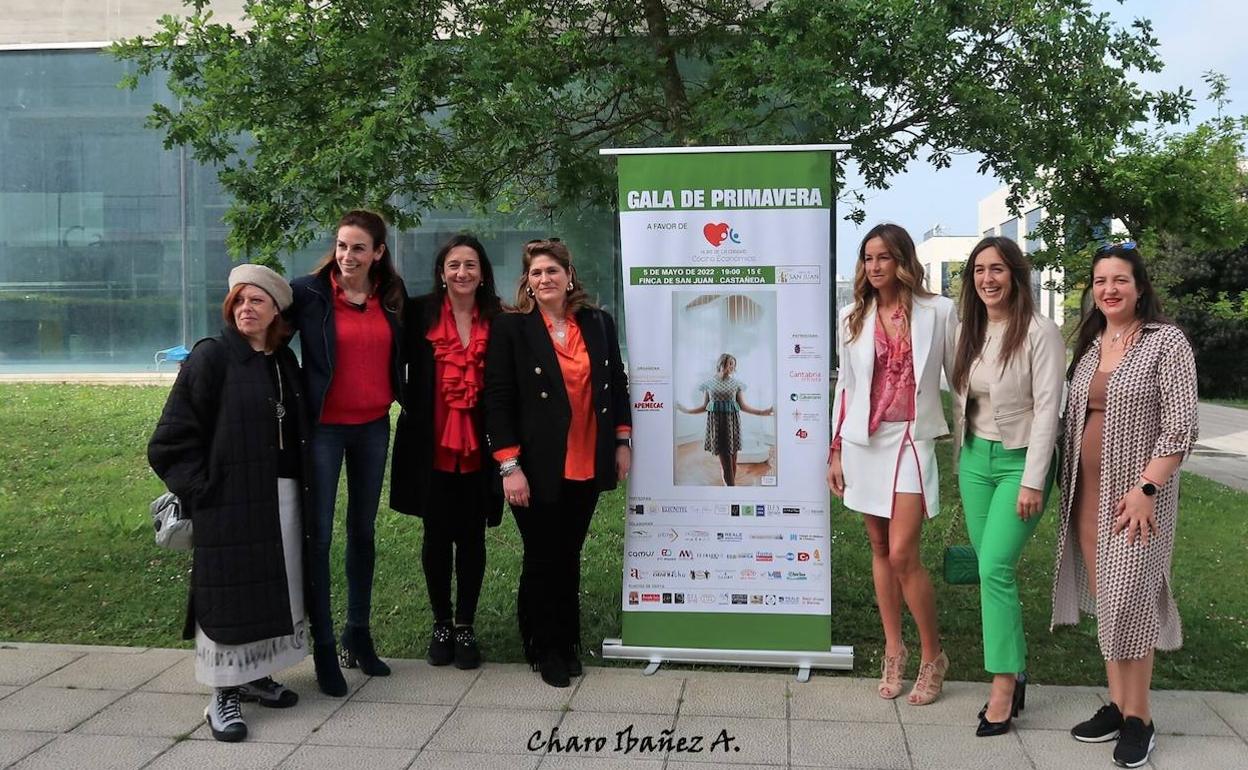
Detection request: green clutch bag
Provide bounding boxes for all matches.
[943,544,980,585]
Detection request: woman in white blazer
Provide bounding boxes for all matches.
[949,236,1065,738]
[829,223,956,705]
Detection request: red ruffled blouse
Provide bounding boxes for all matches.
[427,297,490,473]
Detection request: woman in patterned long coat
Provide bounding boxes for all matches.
[677,353,774,485]
[1050,243,1198,769]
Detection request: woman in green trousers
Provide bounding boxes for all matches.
[950,237,1065,737]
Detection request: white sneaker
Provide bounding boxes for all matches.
[204,687,247,742]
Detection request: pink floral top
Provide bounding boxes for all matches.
[868,306,916,432]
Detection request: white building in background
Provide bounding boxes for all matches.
[834,275,854,318]
[915,225,979,299]
[978,187,1065,325]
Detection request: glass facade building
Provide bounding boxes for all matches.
[0,48,620,371]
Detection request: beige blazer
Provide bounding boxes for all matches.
[832,293,957,446]
[950,312,1066,490]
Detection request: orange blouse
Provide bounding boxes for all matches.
[547,313,596,481]
[492,311,630,481]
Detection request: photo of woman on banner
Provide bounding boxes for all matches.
[677,352,775,486]
[672,291,778,487]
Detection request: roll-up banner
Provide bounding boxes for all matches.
[600,145,852,670]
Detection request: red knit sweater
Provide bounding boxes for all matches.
[320,273,393,425]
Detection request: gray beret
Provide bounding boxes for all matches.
[228,264,293,311]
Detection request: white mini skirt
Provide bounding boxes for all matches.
[841,420,939,519]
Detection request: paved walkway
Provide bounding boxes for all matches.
[1,642,1246,769]
[1188,402,1248,492]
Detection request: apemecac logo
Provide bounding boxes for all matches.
[634,390,664,411]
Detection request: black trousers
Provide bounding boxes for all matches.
[511,480,599,663]
[422,470,489,626]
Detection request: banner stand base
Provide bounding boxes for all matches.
[601,638,853,680]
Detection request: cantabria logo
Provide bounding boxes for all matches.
[634,391,664,410]
[702,222,741,247]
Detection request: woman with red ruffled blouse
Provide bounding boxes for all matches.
[390,234,504,670]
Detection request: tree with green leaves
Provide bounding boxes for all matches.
[115,0,1192,261]
[1022,73,1248,395]
[1029,73,1248,288]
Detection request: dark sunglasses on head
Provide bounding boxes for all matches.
[1096,240,1137,253]
[525,237,562,245]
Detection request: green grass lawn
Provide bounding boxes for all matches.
[1,384,1245,691]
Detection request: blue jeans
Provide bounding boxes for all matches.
[308,416,390,645]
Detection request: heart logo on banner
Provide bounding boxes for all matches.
[703,223,730,247]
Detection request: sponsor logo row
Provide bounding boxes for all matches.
[631,503,811,517]
[627,567,817,583]
[625,548,823,564]
[627,528,823,543]
[627,591,825,607]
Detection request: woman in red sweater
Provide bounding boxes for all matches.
[288,210,405,696]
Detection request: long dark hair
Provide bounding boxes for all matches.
[1067,243,1169,378]
[952,237,1035,392]
[511,239,594,315]
[846,223,934,342]
[311,209,405,317]
[423,234,503,326]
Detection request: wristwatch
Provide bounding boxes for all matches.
[1138,480,1158,496]
[615,437,632,448]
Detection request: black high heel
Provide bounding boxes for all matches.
[313,643,348,697]
[339,625,392,677]
[976,673,1026,737]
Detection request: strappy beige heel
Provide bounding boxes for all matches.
[907,650,949,705]
[877,644,908,700]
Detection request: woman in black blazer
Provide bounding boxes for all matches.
[483,238,632,687]
[390,234,504,670]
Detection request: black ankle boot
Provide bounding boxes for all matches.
[538,649,570,688]
[340,625,391,677]
[563,649,583,678]
[313,643,347,697]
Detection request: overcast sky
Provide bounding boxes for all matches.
[831,0,1248,277]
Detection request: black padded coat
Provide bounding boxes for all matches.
[148,328,313,645]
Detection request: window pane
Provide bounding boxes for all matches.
[0,50,182,368]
